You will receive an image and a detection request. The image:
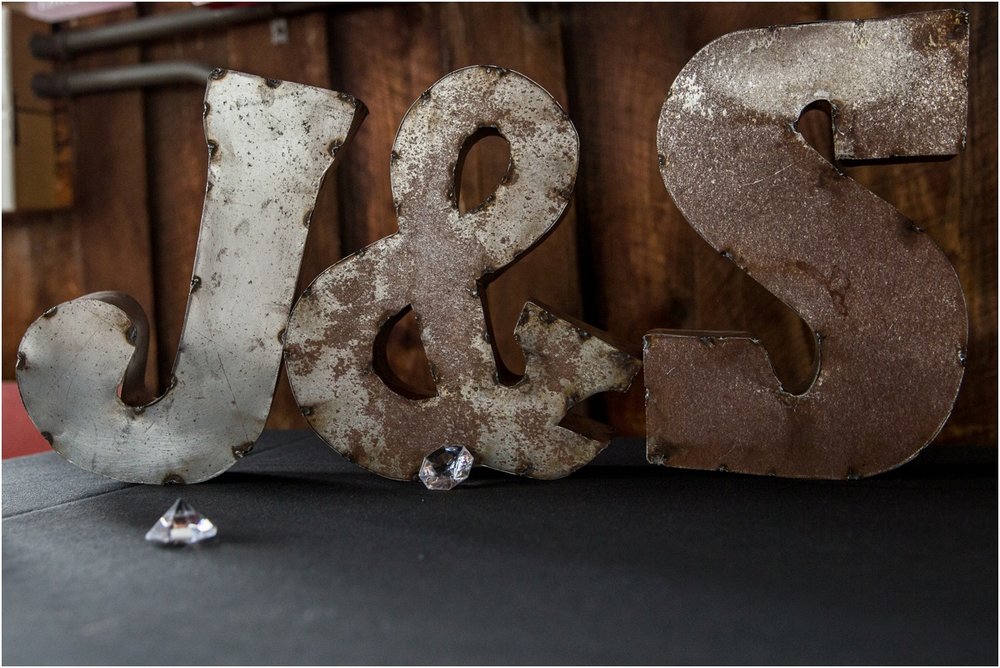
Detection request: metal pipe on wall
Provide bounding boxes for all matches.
[30,3,322,59]
[31,61,215,97]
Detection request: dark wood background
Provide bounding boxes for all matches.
[3,3,996,447]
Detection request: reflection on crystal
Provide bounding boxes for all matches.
[419,445,474,490]
[145,498,218,546]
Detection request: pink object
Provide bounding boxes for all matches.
[2,381,52,458]
[25,2,133,24]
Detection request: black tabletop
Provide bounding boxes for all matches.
[3,431,997,665]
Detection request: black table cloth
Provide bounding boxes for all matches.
[3,431,996,664]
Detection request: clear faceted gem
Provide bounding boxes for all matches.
[145,498,218,546]
[419,445,474,490]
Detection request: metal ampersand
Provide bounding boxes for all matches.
[15,71,365,484]
[285,66,640,481]
[647,11,969,478]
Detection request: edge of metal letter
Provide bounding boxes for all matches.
[285,66,641,481]
[647,11,969,478]
[15,70,366,484]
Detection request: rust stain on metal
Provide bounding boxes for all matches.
[647,11,969,479]
[15,71,366,484]
[285,66,640,481]
[231,442,254,459]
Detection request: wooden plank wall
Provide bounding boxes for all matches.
[3,3,995,447]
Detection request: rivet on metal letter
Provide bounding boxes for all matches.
[647,11,969,478]
[15,71,366,484]
[285,66,640,481]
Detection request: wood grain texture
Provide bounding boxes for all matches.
[945,2,996,445]
[2,3,994,449]
[562,4,691,432]
[3,7,158,392]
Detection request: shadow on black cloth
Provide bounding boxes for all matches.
[3,431,996,665]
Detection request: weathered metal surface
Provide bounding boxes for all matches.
[285,66,641,481]
[647,11,969,478]
[15,70,365,484]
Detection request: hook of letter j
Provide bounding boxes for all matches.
[15,70,366,484]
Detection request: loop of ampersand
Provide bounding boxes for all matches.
[284,66,639,481]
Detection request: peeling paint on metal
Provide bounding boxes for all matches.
[15,70,366,484]
[647,11,969,479]
[285,66,640,481]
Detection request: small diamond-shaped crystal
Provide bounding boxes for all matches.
[145,498,217,546]
[419,445,474,490]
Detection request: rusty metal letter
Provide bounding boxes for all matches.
[647,11,969,478]
[285,66,640,481]
[15,70,365,484]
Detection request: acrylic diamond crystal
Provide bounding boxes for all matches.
[419,445,474,490]
[145,498,217,546]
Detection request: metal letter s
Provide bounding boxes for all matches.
[647,11,969,478]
